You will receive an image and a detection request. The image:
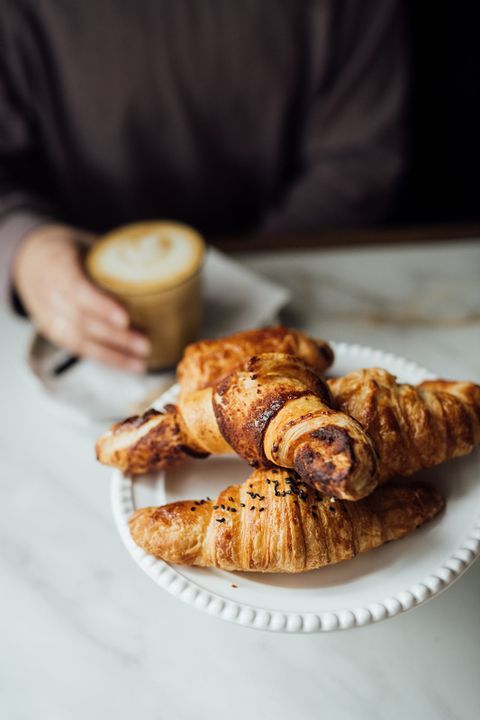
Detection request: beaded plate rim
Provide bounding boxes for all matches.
[111,342,480,633]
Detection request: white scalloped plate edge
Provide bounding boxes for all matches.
[111,342,480,633]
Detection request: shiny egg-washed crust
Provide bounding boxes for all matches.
[95,406,209,475]
[96,353,379,500]
[176,326,334,397]
[129,469,445,573]
[213,354,378,499]
[213,353,331,465]
[328,369,480,483]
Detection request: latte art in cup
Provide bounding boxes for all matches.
[93,230,201,288]
[87,221,205,370]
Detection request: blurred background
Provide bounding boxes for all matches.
[401,2,480,229]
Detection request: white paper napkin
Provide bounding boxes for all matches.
[26,248,290,425]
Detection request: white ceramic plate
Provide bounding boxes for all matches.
[111,343,480,633]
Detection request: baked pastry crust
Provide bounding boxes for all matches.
[328,369,480,482]
[97,353,378,500]
[177,326,334,396]
[129,468,444,573]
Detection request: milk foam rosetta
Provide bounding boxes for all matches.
[87,222,204,295]
[98,232,195,283]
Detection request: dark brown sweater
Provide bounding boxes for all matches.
[0,0,406,301]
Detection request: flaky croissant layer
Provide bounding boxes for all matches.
[176,326,334,396]
[97,357,480,501]
[129,469,444,573]
[97,353,379,500]
[328,369,480,483]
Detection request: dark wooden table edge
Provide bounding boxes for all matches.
[212,223,480,253]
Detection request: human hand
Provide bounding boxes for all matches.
[13,224,150,372]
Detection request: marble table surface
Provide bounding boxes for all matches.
[1,239,479,720]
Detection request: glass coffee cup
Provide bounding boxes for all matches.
[87,221,205,370]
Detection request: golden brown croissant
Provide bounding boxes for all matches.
[97,353,379,500]
[129,469,444,573]
[328,369,480,482]
[177,326,334,396]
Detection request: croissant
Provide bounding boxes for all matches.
[97,353,379,500]
[328,369,480,482]
[129,469,444,573]
[177,326,334,396]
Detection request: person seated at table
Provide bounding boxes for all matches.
[0,0,406,372]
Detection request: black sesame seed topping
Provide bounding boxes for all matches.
[240,502,245,507]
[329,506,336,512]
[250,506,255,511]
[190,507,196,511]
[213,505,219,510]
[216,518,226,523]
[259,508,265,512]
[228,496,234,502]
